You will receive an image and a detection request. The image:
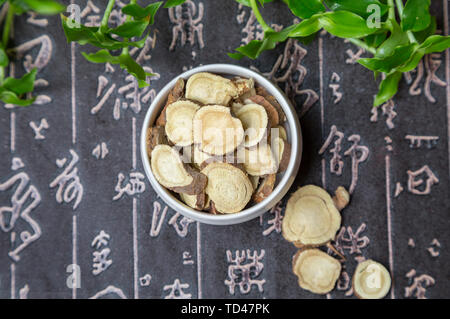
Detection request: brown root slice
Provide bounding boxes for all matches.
[185,72,238,105]
[292,248,342,295]
[352,259,392,299]
[208,200,220,215]
[156,78,185,126]
[255,86,286,122]
[271,136,291,173]
[146,126,168,159]
[193,105,244,156]
[232,77,255,97]
[242,143,278,176]
[333,186,350,211]
[235,103,269,148]
[252,174,276,204]
[274,125,288,140]
[199,154,245,171]
[282,185,342,246]
[180,192,207,210]
[201,162,253,214]
[151,145,207,195]
[165,100,200,146]
[248,95,280,128]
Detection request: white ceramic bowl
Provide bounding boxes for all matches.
[140,64,302,225]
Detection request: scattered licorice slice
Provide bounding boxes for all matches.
[282,185,341,246]
[293,248,341,294]
[353,259,391,299]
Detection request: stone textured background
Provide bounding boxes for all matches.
[0,0,448,299]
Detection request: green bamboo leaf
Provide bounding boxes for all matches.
[231,37,276,59]
[288,15,322,37]
[14,0,65,15]
[413,16,436,43]
[227,52,245,60]
[81,49,120,64]
[82,50,149,88]
[358,43,416,73]
[2,68,37,95]
[395,35,449,73]
[265,24,298,42]
[0,47,9,67]
[108,21,148,38]
[324,0,388,19]
[374,72,402,107]
[118,53,149,88]
[286,0,325,19]
[319,11,379,38]
[61,15,146,50]
[420,35,450,54]
[0,89,36,106]
[122,2,162,24]
[376,20,409,58]
[401,0,431,32]
[163,0,187,8]
[364,32,387,48]
[234,0,274,7]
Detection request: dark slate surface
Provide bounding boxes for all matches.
[0,0,448,299]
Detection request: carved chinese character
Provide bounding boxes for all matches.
[49,150,83,210]
[259,201,283,236]
[91,37,159,120]
[224,249,266,295]
[319,125,344,176]
[163,279,192,299]
[344,135,369,194]
[113,172,146,200]
[332,223,370,258]
[0,161,42,262]
[252,38,318,118]
[168,0,204,51]
[407,165,439,195]
[92,248,112,276]
[405,269,435,299]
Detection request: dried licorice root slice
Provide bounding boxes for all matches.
[255,86,286,122]
[248,95,280,128]
[146,126,168,158]
[242,144,278,176]
[274,125,288,140]
[165,100,200,146]
[192,146,212,169]
[201,162,253,214]
[235,103,268,148]
[252,174,276,203]
[193,105,244,156]
[186,72,238,105]
[272,136,291,173]
[231,101,244,115]
[151,145,207,195]
[156,78,185,126]
[333,186,350,211]
[282,185,341,246]
[293,248,341,294]
[180,192,207,210]
[249,175,260,191]
[232,77,255,98]
[353,260,391,299]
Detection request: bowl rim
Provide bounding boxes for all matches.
[140,63,302,225]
